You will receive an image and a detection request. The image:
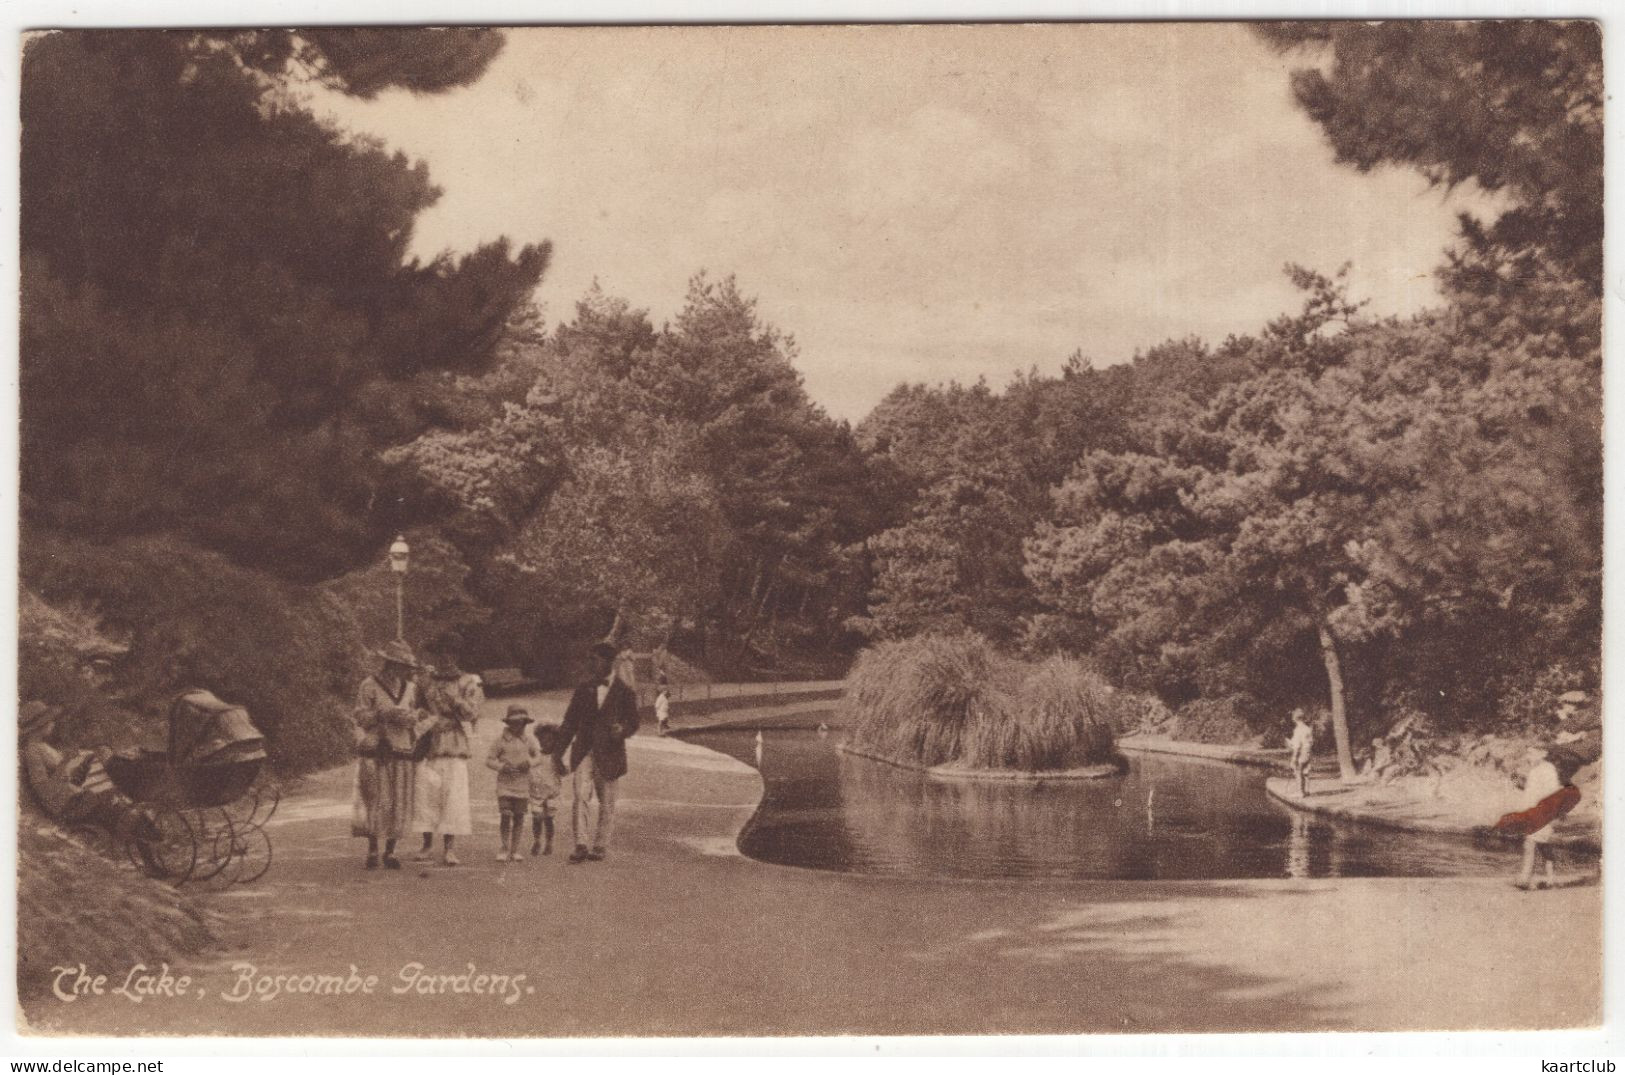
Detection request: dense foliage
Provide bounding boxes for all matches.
[16,23,1600,775]
[852,21,1600,759]
[19,30,544,770]
[386,276,887,679]
[21,30,547,578]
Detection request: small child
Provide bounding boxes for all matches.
[1287,708,1314,798]
[655,677,671,736]
[486,705,539,862]
[529,723,563,856]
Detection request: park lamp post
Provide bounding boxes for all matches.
[389,534,410,641]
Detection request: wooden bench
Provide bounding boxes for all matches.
[479,667,539,695]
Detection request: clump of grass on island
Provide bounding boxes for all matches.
[840,633,1128,772]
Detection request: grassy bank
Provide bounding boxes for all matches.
[840,634,1128,773]
[16,811,222,1006]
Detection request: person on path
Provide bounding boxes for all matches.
[411,652,483,867]
[655,676,671,736]
[351,641,434,870]
[487,706,539,862]
[552,640,641,864]
[529,723,563,856]
[1288,708,1315,798]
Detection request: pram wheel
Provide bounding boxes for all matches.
[125,807,197,882]
[215,823,273,884]
[189,808,238,883]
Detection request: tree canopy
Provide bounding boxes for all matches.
[21,30,548,578]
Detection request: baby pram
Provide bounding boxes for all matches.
[96,689,280,884]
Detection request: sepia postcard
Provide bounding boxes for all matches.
[11,18,1605,1045]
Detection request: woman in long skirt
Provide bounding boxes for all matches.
[410,653,483,866]
[352,640,432,870]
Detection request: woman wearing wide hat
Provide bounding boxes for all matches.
[410,649,484,867]
[351,639,434,869]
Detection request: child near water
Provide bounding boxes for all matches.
[486,706,539,862]
[529,723,562,856]
[1288,709,1314,798]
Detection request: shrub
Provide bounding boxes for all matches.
[841,633,1127,771]
[21,529,365,774]
[1164,695,1263,745]
[17,587,137,750]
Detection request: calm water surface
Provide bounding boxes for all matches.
[685,725,1520,880]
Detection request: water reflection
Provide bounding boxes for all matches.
[687,727,1519,881]
[1286,811,1311,879]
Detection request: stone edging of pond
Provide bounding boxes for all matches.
[1118,735,1291,772]
[1263,776,1602,855]
[837,742,1121,782]
[1123,734,1600,856]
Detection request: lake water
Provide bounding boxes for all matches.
[684,725,1521,881]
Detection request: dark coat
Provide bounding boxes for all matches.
[553,678,640,781]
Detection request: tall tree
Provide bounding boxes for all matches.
[20,30,549,578]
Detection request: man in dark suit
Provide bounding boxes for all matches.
[552,641,640,863]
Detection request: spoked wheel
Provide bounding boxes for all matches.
[187,809,237,883]
[214,822,273,884]
[130,807,197,883]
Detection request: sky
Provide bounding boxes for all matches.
[318,23,1493,422]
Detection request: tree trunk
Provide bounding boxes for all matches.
[1316,620,1357,780]
[606,608,623,644]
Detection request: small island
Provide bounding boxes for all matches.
[837,633,1130,782]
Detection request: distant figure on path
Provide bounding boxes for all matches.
[411,651,483,867]
[552,641,641,864]
[655,676,671,735]
[487,706,539,862]
[1287,708,1314,798]
[352,641,433,870]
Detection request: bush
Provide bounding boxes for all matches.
[17,587,138,750]
[21,529,364,774]
[1164,695,1263,745]
[841,633,1128,771]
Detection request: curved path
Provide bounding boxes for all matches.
[22,691,1600,1037]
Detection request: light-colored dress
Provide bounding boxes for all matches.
[1523,759,1563,845]
[411,672,483,837]
[351,675,430,840]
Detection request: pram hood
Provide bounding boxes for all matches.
[170,689,267,767]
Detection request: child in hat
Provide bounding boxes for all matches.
[529,723,563,856]
[486,705,540,862]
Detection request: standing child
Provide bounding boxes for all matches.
[486,706,538,862]
[1288,708,1314,798]
[655,677,671,736]
[529,723,563,856]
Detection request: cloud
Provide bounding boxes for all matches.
[839,103,1031,221]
